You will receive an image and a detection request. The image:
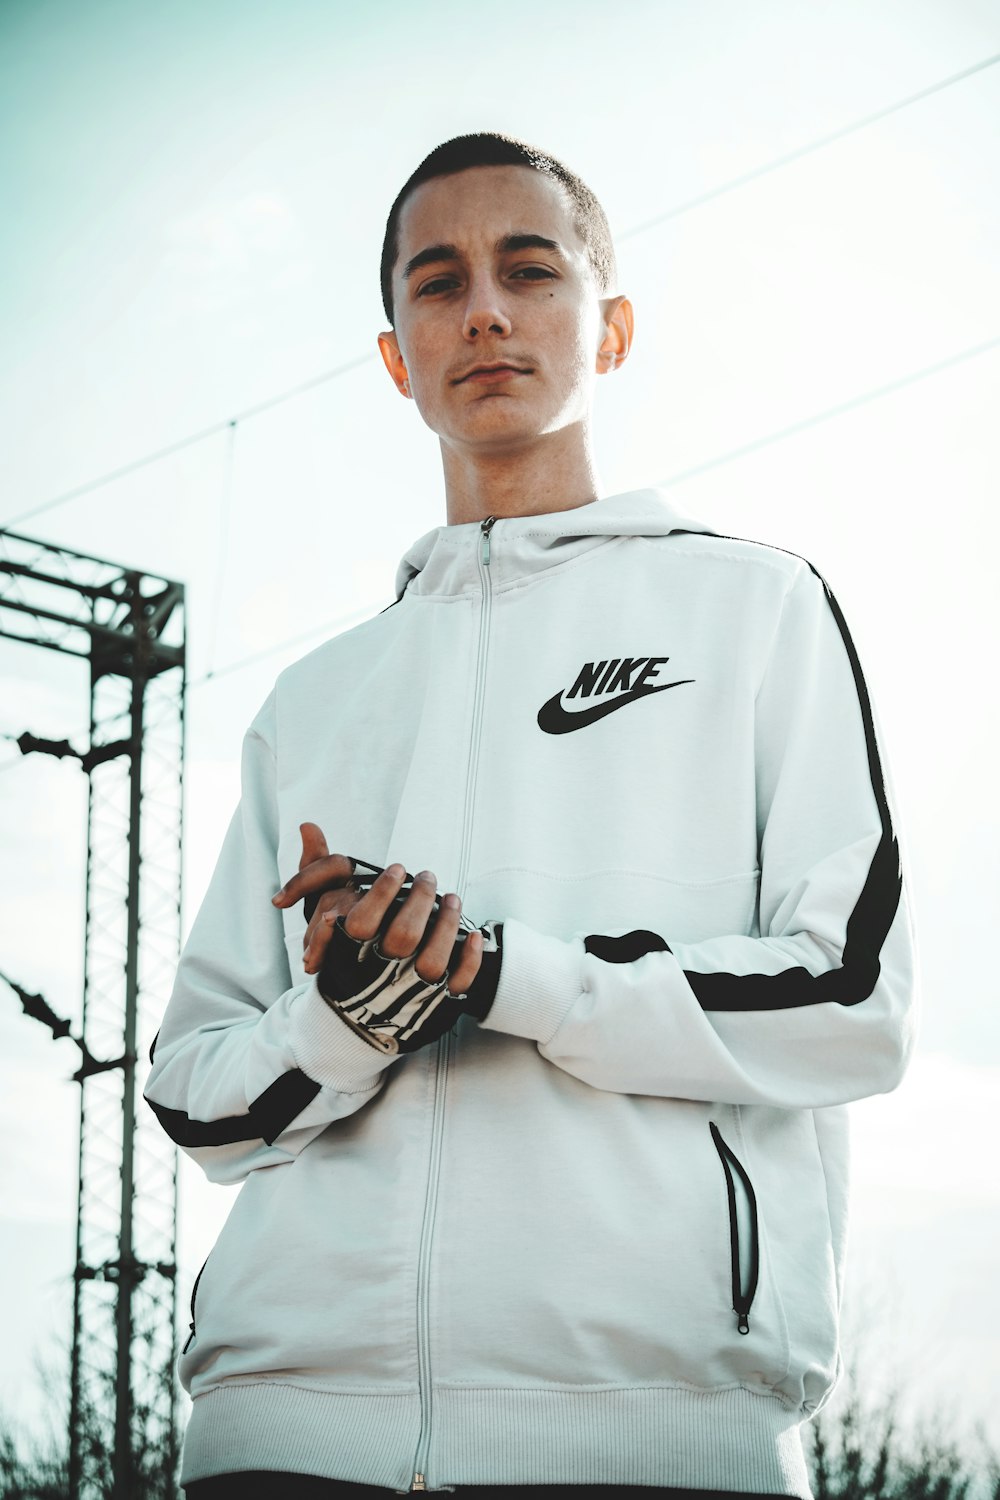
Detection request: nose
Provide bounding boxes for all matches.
[462,272,512,341]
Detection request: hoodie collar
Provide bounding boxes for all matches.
[393,488,717,600]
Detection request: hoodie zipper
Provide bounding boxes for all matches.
[409,514,496,1493]
[454,514,496,899]
[410,1028,452,1488]
[709,1122,759,1335]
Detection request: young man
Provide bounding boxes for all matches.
[145,134,917,1499]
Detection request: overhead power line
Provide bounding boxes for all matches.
[205,420,239,680]
[656,333,1000,489]
[187,600,387,689]
[618,50,1000,241]
[185,330,1000,692]
[1,351,378,531]
[2,49,997,536]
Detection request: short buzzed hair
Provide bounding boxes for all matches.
[380,131,617,326]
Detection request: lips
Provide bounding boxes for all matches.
[455,363,532,384]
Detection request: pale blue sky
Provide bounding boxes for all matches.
[2,0,999,1466]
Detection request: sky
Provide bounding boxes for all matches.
[1,0,999,1475]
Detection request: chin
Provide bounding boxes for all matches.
[459,417,556,452]
[460,398,572,440]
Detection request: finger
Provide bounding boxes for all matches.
[378,871,439,959]
[273,852,356,907]
[298,821,330,870]
[302,889,359,974]
[446,929,483,996]
[413,893,462,982]
[342,863,407,940]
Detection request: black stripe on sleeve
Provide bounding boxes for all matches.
[145,1068,322,1148]
[584,929,672,963]
[667,531,902,1012]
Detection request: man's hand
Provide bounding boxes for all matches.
[272,822,366,973]
[272,822,484,998]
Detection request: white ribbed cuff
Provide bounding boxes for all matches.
[479,916,584,1044]
[289,976,398,1092]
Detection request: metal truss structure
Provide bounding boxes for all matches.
[1,528,186,1500]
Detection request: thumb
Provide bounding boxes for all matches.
[298,821,330,870]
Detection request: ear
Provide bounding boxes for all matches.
[378,330,412,398]
[596,294,634,375]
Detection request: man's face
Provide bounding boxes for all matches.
[380,165,618,456]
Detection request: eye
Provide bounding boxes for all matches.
[416,276,459,297]
[511,266,557,281]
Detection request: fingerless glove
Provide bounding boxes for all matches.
[310,858,503,1054]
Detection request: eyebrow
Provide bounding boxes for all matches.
[401,233,566,281]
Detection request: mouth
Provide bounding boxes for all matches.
[453,363,533,385]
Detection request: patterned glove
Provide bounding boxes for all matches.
[308,857,503,1054]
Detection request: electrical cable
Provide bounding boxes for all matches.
[187,331,999,690]
[187,599,388,688]
[0,351,377,532]
[618,50,1000,242]
[655,333,1000,489]
[1,50,996,536]
[204,421,238,680]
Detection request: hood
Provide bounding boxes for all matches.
[393,487,717,601]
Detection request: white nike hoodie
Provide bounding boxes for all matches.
[144,487,917,1496]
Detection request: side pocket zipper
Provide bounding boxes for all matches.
[183,1256,210,1354]
[710,1122,760,1335]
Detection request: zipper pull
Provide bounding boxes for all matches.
[480,513,497,565]
[737,1310,750,1335]
[411,1475,427,1492]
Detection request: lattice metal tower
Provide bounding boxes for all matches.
[0,529,185,1500]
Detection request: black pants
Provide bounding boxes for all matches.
[184,1477,794,1499]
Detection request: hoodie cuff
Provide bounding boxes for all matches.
[289,976,399,1091]
[478,917,584,1045]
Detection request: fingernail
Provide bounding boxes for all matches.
[443,893,459,909]
[387,863,405,879]
[417,869,435,882]
[272,891,284,905]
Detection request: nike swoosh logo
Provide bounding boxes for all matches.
[537,679,694,735]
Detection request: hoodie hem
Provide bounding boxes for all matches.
[180,1381,813,1495]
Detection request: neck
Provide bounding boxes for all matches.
[441,422,603,526]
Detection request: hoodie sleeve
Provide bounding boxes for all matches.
[479,561,918,1109]
[143,701,398,1184]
